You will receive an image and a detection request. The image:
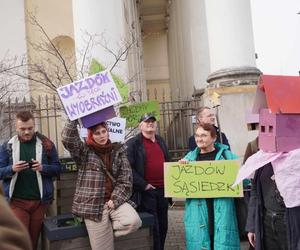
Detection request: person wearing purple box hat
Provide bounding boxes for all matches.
[243,123,288,250]
[62,119,142,250]
[126,113,170,250]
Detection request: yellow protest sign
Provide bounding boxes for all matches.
[164,160,243,198]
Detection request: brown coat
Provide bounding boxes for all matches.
[61,120,133,222]
[0,189,32,250]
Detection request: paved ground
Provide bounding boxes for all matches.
[39,205,248,249]
[165,206,249,250]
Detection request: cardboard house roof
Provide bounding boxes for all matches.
[252,75,300,114]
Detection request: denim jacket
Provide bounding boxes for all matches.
[0,134,61,203]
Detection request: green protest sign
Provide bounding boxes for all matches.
[89,59,129,103]
[164,160,243,198]
[120,100,160,128]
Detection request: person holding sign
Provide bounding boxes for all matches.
[126,113,170,250]
[62,120,142,250]
[179,123,240,250]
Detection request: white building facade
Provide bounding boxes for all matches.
[1,0,299,157]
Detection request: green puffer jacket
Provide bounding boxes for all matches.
[183,143,241,250]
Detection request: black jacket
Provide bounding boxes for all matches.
[245,168,264,250]
[245,163,286,250]
[188,125,230,151]
[126,133,170,193]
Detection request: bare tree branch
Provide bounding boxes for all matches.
[0,14,139,108]
[27,12,74,82]
[80,33,93,78]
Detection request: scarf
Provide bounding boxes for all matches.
[86,128,113,158]
[86,128,115,201]
[36,132,54,156]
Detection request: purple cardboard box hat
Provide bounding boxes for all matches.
[259,108,300,152]
[80,106,116,128]
[253,75,300,152]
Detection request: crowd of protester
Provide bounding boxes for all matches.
[0,107,297,250]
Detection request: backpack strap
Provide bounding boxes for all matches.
[221,150,227,160]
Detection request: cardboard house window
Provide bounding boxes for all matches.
[269,125,273,133]
[248,123,259,131]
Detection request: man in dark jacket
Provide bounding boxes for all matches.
[0,111,61,250]
[126,113,170,250]
[246,162,288,250]
[188,106,230,151]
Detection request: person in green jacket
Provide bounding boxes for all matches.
[179,123,240,250]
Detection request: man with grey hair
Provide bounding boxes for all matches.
[188,106,230,151]
[126,113,170,250]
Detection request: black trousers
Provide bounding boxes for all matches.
[141,188,169,250]
[286,206,300,250]
[263,210,288,250]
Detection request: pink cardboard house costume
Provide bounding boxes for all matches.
[235,74,300,210]
[252,75,300,152]
[259,108,300,152]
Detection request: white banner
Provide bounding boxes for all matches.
[79,117,126,143]
[106,117,126,143]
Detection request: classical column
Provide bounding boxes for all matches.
[205,0,261,87]
[72,0,128,74]
[204,0,261,157]
[0,1,29,99]
[72,0,146,101]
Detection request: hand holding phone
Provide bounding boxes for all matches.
[12,161,28,173]
[27,160,34,168]
[29,159,43,172]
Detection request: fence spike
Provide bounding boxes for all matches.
[154,88,157,100]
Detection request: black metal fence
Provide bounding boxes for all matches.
[0,94,203,160]
[157,99,202,160]
[0,95,64,154]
